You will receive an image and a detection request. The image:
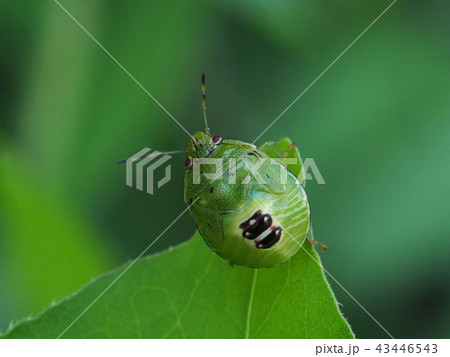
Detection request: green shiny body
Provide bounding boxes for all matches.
[184,132,310,268]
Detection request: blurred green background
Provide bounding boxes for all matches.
[0,0,449,338]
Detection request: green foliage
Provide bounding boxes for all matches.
[2,233,353,339]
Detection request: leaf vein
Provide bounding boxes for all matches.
[254,259,291,337]
[245,269,258,339]
[162,255,214,338]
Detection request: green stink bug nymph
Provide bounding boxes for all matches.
[183,74,325,268]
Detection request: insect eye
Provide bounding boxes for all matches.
[212,135,222,144]
[185,158,192,167]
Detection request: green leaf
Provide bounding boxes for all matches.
[2,232,353,339]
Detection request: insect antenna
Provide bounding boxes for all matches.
[202,73,211,135]
[117,150,184,164]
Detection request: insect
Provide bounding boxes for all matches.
[183,74,326,268]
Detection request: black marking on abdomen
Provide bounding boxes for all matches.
[256,227,282,249]
[239,210,281,249]
[239,210,261,229]
[239,211,272,239]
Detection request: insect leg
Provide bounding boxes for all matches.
[307,226,327,251]
[307,238,328,251]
